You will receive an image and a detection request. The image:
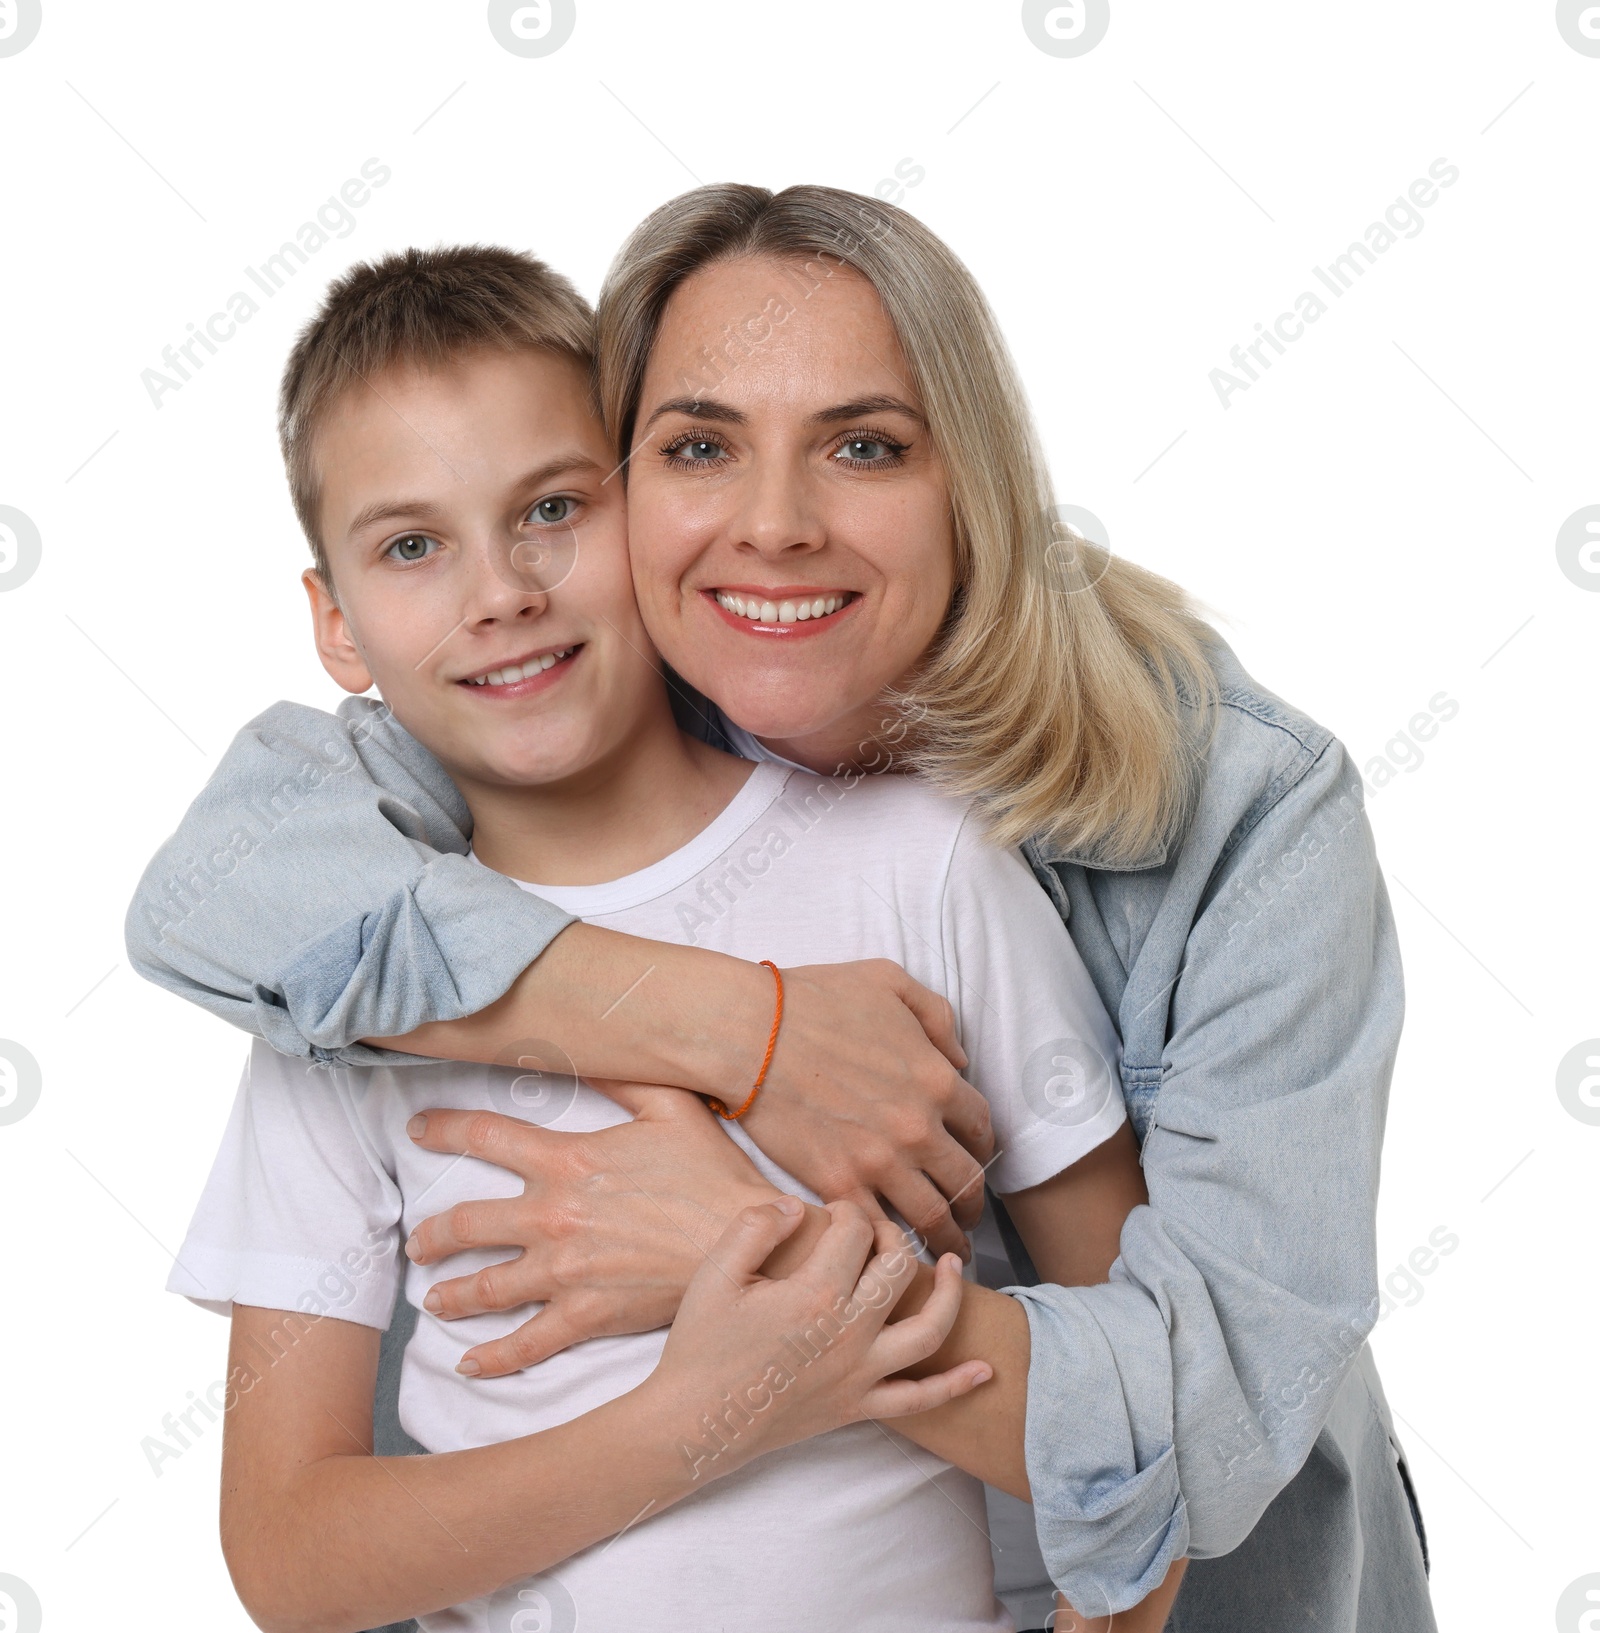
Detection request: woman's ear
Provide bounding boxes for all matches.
[302,567,375,695]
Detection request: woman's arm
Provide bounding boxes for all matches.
[1012,733,1400,1618]
[879,1120,1150,1494]
[404,1101,1151,1501]
[223,1201,983,1633]
[126,697,992,1255]
[379,941,996,1256]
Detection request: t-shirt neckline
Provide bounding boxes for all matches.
[480,760,796,916]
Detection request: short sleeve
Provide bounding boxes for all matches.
[939,811,1126,1194]
[166,1039,404,1330]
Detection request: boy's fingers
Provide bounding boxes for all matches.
[702,1197,805,1284]
[865,1252,964,1375]
[859,1358,992,1422]
[456,1307,590,1378]
[786,1200,879,1295]
[405,1106,554,1172]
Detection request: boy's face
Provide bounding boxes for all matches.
[306,347,658,794]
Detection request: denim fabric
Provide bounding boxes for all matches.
[126,641,1435,1627]
[124,698,575,1065]
[1008,646,1431,1625]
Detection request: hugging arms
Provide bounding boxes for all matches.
[135,182,1427,1631]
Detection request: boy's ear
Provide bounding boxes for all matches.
[302,568,375,695]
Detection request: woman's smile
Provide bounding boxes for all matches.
[706,586,860,633]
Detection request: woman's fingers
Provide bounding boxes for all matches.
[455,1306,595,1378]
[405,1105,555,1172]
[405,1196,525,1265]
[885,966,969,1071]
[875,1168,972,1261]
[421,1254,548,1319]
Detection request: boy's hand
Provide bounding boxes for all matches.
[403,1089,778,1378]
[648,1200,990,1477]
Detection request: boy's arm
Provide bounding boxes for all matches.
[222,1306,693,1632]
[222,1206,983,1633]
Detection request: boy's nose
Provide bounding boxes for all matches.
[460,525,577,620]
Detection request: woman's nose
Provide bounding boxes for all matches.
[730,461,825,557]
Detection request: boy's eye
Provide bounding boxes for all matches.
[386,533,438,562]
[530,497,574,525]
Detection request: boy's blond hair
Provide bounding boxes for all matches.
[279,245,595,582]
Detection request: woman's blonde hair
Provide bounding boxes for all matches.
[598,184,1216,863]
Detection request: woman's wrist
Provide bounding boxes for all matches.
[643,939,776,1096]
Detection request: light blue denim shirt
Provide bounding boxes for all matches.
[126,639,1434,1631]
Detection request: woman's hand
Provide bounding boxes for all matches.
[404,1088,778,1377]
[380,932,995,1258]
[647,1197,991,1482]
[736,959,994,1256]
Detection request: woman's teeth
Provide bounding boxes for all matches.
[468,649,574,686]
[714,592,848,625]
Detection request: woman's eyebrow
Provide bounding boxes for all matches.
[641,394,925,432]
[809,395,925,426]
[642,396,747,429]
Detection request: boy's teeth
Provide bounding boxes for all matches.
[471,649,572,685]
[715,592,846,623]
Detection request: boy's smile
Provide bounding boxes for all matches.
[457,641,582,694]
[299,341,750,886]
[303,345,642,793]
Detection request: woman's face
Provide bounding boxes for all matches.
[626,255,956,771]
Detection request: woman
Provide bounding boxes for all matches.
[129,185,1432,1630]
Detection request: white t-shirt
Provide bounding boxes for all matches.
[169,763,1124,1633]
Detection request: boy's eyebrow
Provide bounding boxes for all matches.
[344,454,605,539]
[639,394,925,434]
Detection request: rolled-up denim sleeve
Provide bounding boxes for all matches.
[1013,740,1399,1614]
[124,697,575,1065]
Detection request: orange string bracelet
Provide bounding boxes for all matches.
[706,961,784,1120]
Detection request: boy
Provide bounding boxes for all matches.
[166,247,1141,1631]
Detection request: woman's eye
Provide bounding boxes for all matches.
[834,438,903,464]
[667,438,726,463]
[386,533,438,563]
[530,497,574,524]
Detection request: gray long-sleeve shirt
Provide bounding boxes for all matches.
[126,640,1434,1629]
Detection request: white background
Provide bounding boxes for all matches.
[1,2,1596,1628]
